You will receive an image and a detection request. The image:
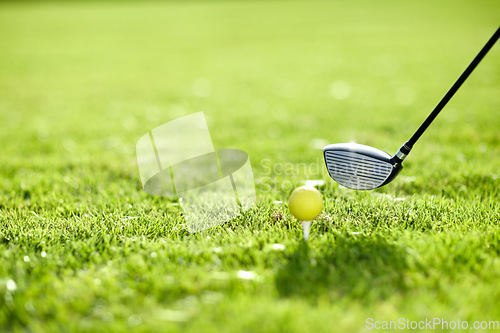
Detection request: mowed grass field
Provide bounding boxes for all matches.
[1,0,499,332]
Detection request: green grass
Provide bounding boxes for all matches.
[1,0,499,332]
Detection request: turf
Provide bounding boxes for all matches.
[0,0,499,332]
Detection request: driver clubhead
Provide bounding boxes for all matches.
[323,143,403,190]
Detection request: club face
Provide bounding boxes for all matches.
[323,143,402,190]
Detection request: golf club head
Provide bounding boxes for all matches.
[323,143,403,190]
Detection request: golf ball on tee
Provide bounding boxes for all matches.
[288,185,323,221]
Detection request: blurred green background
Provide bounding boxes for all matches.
[0,0,499,332]
[1,0,498,182]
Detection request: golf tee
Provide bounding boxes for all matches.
[301,221,312,241]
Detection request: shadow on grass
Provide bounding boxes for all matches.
[275,234,409,302]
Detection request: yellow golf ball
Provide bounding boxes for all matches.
[288,185,323,221]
